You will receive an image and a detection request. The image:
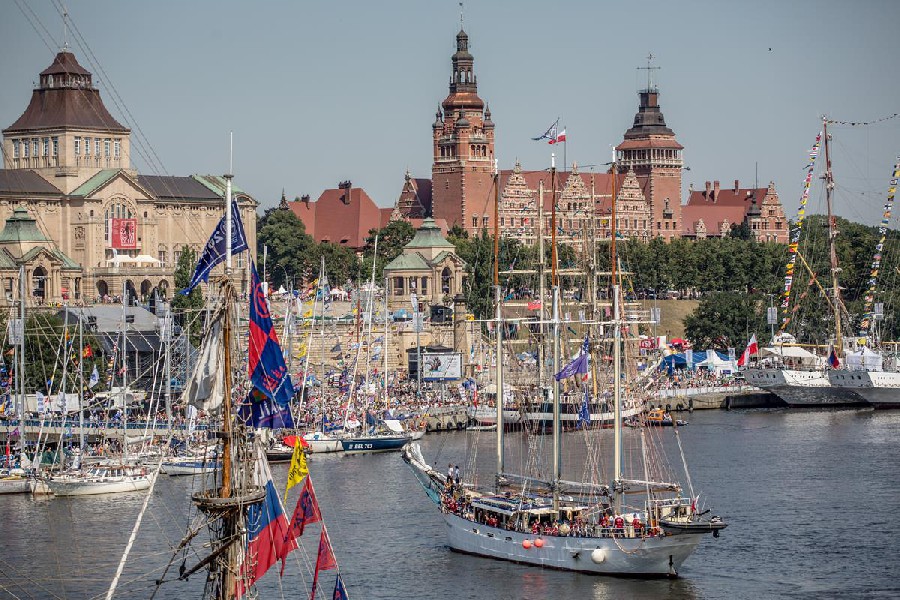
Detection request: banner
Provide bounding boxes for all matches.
[421,353,462,381]
[781,132,822,329]
[860,158,900,332]
[110,218,138,249]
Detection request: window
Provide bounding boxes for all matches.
[482,216,488,228]
[114,139,121,158]
[104,201,134,242]
[421,277,428,295]
[408,277,417,292]
[32,139,39,157]
[173,247,182,265]
[95,139,101,156]
[104,139,110,157]
[23,141,29,158]
[13,140,19,159]
[85,137,92,155]
[42,138,49,156]
[500,217,505,226]
[74,137,81,155]
[441,267,452,294]
[52,137,58,157]
[394,276,405,296]
[236,252,245,269]
[472,216,477,228]
[158,247,167,266]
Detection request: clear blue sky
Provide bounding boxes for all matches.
[1,0,898,226]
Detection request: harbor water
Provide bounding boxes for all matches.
[0,408,898,599]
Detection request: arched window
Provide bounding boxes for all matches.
[104,199,134,243]
[394,276,404,296]
[441,267,452,295]
[32,267,48,300]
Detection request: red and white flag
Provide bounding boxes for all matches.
[549,129,566,144]
[737,334,758,367]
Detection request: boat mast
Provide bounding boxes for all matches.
[78,308,85,454]
[493,159,505,484]
[551,153,561,509]
[383,275,389,410]
[823,117,843,355]
[121,282,128,465]
[17,266,25,464]
[610,157,623,513]
[319,258,327,432]
[537,181,546,389]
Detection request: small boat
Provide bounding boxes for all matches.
[45,464,154,496]
[160,457,221,476]
[302,430,344,453]
[341,432,409,454]
[644,408,687,427]
[0,469,30,495]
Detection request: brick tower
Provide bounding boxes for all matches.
[431,28,495,234]
[615,61,683,240]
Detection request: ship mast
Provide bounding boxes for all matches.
[493,159,505,484]
[823,117,843,356]
[550,154,561,510]
[610,158,623,513]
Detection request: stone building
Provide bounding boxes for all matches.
[0,50,257,304]
[383,218,465,315]
[682,180,788,243]
[430,29,496,235]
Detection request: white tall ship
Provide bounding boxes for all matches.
[827,347,900,408]
[404,161,725,576]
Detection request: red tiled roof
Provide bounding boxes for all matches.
[681,204,746,236]
[615,138,684,150]
[686,186,766,208]
[499,169,644,213]
[286,187,385,250]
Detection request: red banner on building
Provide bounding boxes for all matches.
[110,218,137,249]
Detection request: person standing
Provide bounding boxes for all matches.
[454,465,461,486]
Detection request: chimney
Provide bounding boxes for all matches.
[734,179,740,193]
[300,194,310,207]
[713,180,720,202]
[705,181,711,200]
[338,180,352,205]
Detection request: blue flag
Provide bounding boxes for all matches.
[333,573,349,600]
[576,389,591,429]
[179,200,248,295]
[554,337,590,381]
[247,261,295,409]
[532,118,559,142]
[238,387,295,429]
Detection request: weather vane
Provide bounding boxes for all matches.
[637,52,660,91]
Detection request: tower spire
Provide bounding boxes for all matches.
[62,6,70,51]
[637,52,660,91]
[459,2,464,29]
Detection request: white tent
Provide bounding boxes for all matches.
[330,288,349,299]
[845,347,883,371]
[698,350,738,375]
[759,345,822,367]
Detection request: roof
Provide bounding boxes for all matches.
[5,52,128,133]
[0,207,52,243]
[137,175,224,201]
[383,252,431,272]
[0,170,62,196]
[498,168,643,214]
[20,246,80,269]
[681,204,745,236]
[58,305,160,333]
[686,185,767,208]
[71,169,120,196]
[286,186,386,249]
[404,218,454,250]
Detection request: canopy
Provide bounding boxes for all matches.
[330,288,349,299]
[383,419,405,434]
[845,347,882,371]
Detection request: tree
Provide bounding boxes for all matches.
[256,208,317,287]
[684,292,768,349]
[171,247,204,346]
[315,242,359,287]
[360,220,415,281]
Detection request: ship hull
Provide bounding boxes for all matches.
[341,434,408,454]
[743,368,866,407]
[443,512,702,576]
[46,473,153,496]
[303,432,344,453]
[828,370,900,408]
[0,476,30,494]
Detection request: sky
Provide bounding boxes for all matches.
[1,0,899,227]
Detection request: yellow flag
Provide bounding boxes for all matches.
[286,439,308,496]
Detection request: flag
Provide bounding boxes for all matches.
[179,199,248,295]
[238,387,295,429]
[554,337,590,381]
[310,528,338,600]
[286,437,309,496]
[82,344,93,358]
[88,365,100,389]
[181,305,226,413]
[549,129,566,144]
[531,118,559,143]
[527,300,541,311]
[239,443,297,594]
[288,475,322,538]
[828,347,841,369]
[248,261,295,410]
[737,334,758,367]
[333,573,349,600]
[576,389,591,429]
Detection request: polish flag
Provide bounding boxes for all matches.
[549,129,567,144]
[737,334,758,367]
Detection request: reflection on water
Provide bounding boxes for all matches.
[0,409,898,598]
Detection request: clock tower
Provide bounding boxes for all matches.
[431,29,495,234]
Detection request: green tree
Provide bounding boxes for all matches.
[360,219,415,281]
[684,292,768,349]
[315,242,359,287]
[171,247,204,346]
[256,207,317,287]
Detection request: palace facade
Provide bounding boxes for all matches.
[0,50,257,305]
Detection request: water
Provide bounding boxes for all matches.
[1,409,899,599]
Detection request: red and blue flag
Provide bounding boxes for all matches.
[333,573,349,600]
[242,261,295,428]
[828,347,841,369]
[288,475,322,538]
[240,445,297,594]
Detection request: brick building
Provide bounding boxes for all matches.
[682,180,788,243]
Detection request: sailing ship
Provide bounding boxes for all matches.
[744,119,867,407]
[404,157,725,576]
